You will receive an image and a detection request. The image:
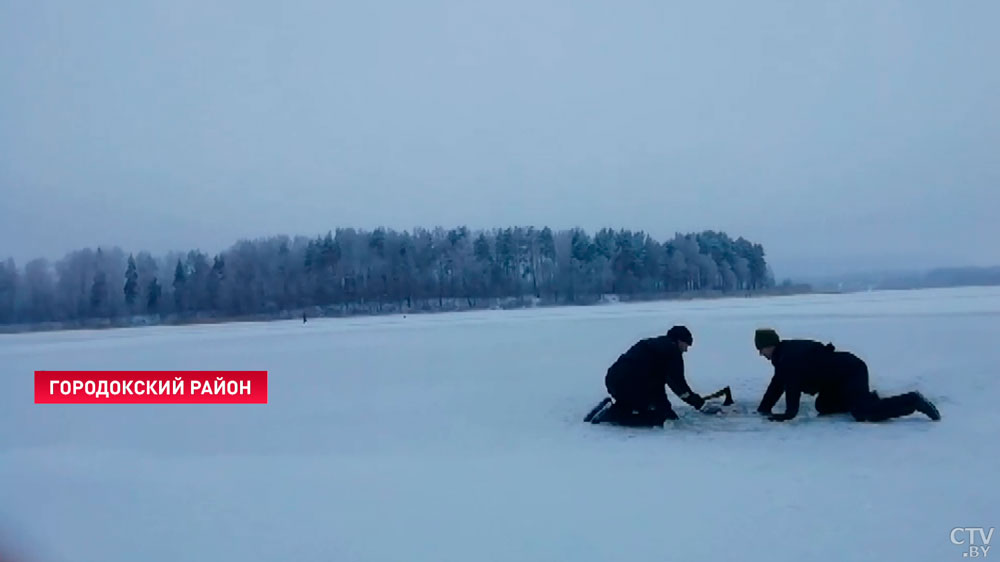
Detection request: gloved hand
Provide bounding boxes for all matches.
[689,393,706,410]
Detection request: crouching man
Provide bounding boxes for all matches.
[753,328,940,422]
[592,325,710,427]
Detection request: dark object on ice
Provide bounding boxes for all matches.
[303,312,307,323]
[591,326,710,427]
[703,385,734,406]
[753,331,941,422]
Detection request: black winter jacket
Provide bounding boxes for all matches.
[757,339,841,419]
[605,335,703,409]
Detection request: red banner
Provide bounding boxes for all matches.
[34,371,268,404]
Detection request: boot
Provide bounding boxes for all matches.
[584,397,612,423]
[592,401,633,425]
[589,400,617,424]
[912,392,941,421]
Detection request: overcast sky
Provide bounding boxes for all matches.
[2,0,998,278]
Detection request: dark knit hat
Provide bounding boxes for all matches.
[754,328,780,350]
[667,325,693,345]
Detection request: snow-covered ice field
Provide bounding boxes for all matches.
[1,286,998,562]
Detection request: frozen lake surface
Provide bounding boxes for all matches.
[1,287,998,562]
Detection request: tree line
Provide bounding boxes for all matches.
[0,227,774,325]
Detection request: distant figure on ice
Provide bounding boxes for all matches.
[752,328,940,422]
[589,325,710,427]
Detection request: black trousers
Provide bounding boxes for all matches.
[604,368,677,426]
[815,352,924,422]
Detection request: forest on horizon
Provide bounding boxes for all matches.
[0,226,775,326]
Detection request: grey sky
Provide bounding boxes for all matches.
[2,0,998,278]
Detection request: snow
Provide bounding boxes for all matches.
[1,286,998,562]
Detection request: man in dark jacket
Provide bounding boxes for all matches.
[593,325,709,427]
[753,328,940,422]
